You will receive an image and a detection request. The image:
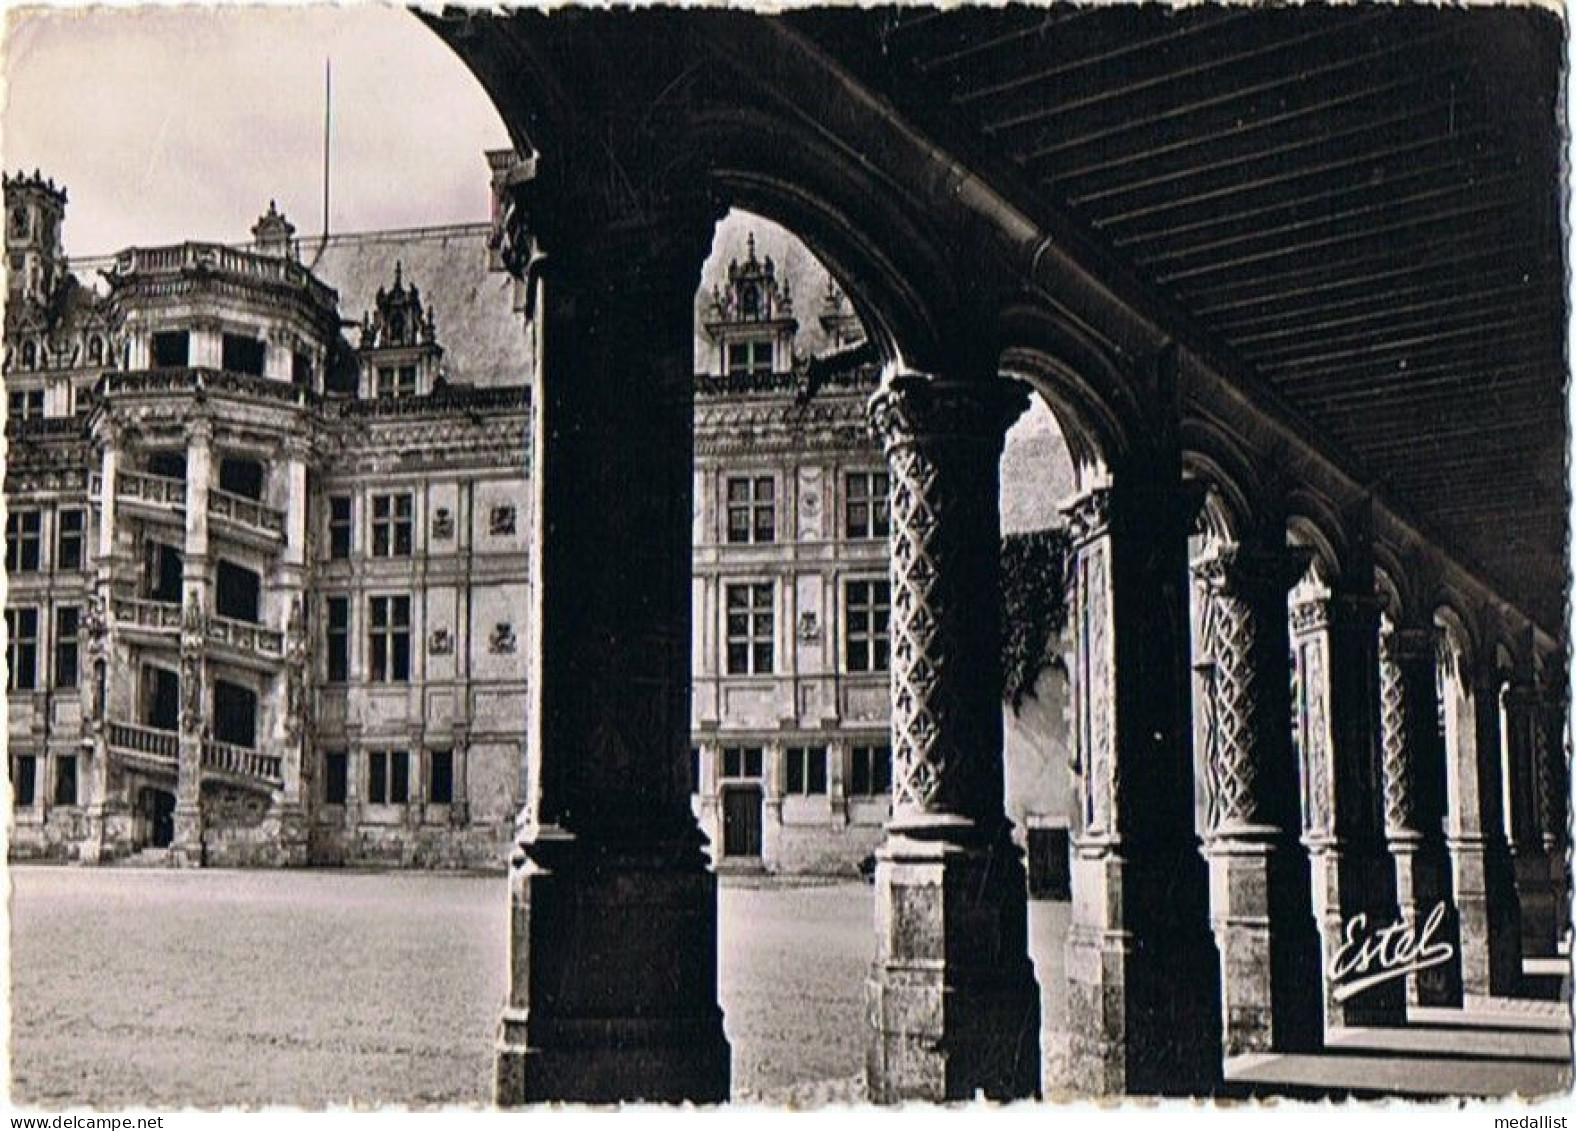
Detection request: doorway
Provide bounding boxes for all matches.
[721,785,763,859]
[142,665,180,732]
[139,787,176,848]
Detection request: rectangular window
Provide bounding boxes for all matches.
[368,596,411,683]
[53,755,77,806]
[429,750,454,805]
[785,746,828,795]
[8,389,43,419]
[849,744,892,798]
[325,597,350,683]
[368,750,409,805]
[292,351,314,387]
[690,747,702,794]
[368,751,387,804]
[6,511,41,572]
[53,606,79,689]
[323,750,348,805]
[845,579,891,674]
[375,366,418,399]
[726,340,773,376]
[725,476,775,544]
[722,746,764,779]
[13,754,36,808]
[845,471,891,540]
[328,496,352,559]
[56,509,84,571]
[725,583,774,675]
[151,330,189,368]
[6,607,38,691]
[371,493,414,557]
[221,333,266,377]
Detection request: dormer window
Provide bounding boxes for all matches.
[9,206,27,240]
[740,283,760,319]
[726,341,772,377]
[375,366,418,399]
[86,336,103,365]
[21,341,36,370]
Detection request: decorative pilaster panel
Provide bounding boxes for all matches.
[1053,475,1221,1096]
[1290,593,1405,1028]
[1377,624,1461,1006]
[1192,543,1321,1055]
[863,376,1039,1102]
[492,190,730,1105]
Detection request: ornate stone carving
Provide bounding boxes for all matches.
[1377,625,1435,838]
[284,597,307,744]
[867,376,1027,818]
[796,612,820,643]
[490,622,517,654]
[431,507,455,540]
[1193,544,1310,834]
[490,504,517,536]
[179,593,207,734]
[429,627,454,655]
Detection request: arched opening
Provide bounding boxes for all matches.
[137,786,176,849]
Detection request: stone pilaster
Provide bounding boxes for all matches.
[1440,649,1523,1002]
[1290,591,1405,1028]
[1504,681,1557,958]
[1053,477,1221,1095]
[1193,542,1322,1055]
[172,416,213,866]
[1536,682,1570,951]
[273,437,311,865]
[492,197,729,1105]
[863,375,1040,1103]
[1377,623,1462,1006]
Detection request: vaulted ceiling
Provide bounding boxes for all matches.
[790,6,1567,631]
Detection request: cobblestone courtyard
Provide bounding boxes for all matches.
[16,867,1043,1107]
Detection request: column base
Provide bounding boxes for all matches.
[1451,836,1524,998]
[1392,840,1463,1007]
[1309,844,1406,1029]
[493,826,730,1105]
[1514,850,1559,959]
[865,825,1040,1103]
[171,800,204,868]
[81,801,134,865]
[276,801,310,867]
[1205,833,1323,1055]
[1051,840,1222,1096]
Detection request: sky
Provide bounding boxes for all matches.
[1,4,512,257]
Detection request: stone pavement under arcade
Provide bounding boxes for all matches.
[417,7,1571,1103]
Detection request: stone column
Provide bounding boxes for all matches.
[1291,590,1406,1028]
[492,202,729,1104]
[82,422,123,864]
[1193,542,1322,1055]
[1536,681,1569,952]
[1378,622,1462,1005]
[1441,652,1523,1002]
[1054,476,1221,1095]
[172,415,213,866]
[273,438,311,864]
[1504,681,1557,958]
[863,375,1040,1103]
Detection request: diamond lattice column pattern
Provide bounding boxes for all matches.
[492,201,730,1105]
[1378,624,1462,1006]
[1291,591,1406,1029]
[862,375,1041,1103]
[1053,477,1222,1095]
[1193,544,1322,1056]
[1537,682,1570,954]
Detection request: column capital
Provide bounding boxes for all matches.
[1290,590,1381,637]
[1193,542,1314,599]
[867,375,1028,454]
[1379,624,1439,666]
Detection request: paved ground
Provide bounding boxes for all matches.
[8,867,1567,1107]
[9,867,889,1108]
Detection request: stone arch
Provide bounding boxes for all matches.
[1179,414,1270,549]
[995,303,1144,492]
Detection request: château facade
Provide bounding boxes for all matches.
[2,169,1074,874]
[4,170,531,868]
